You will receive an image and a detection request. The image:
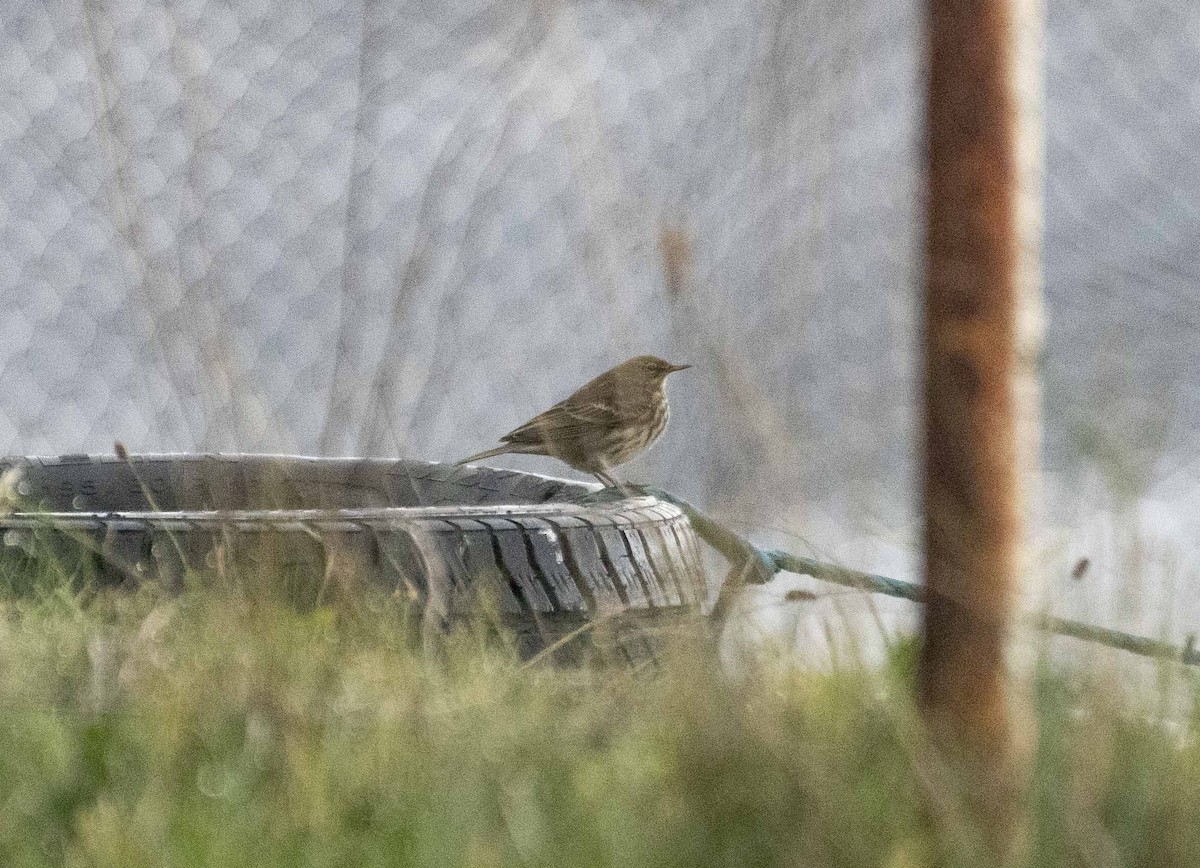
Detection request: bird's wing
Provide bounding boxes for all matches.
[500,400,619,447]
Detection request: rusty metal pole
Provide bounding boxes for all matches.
[920,0,1041,854]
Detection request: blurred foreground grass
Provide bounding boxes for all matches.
[1,572,1198,867]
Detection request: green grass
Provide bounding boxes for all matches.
[0,568,1198,867]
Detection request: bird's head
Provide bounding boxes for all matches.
[626,355,692,382]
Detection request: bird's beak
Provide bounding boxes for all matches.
[668,363,692,373]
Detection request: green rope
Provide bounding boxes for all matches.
[622,485,1200,668]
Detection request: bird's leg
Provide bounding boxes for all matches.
[594,465,641,499]
[592,461,630,489]
[593,469,619,488]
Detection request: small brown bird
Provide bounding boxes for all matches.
[457,355,691,486]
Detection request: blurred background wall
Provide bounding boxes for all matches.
[3,0,1199,647]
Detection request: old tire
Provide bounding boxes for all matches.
[0,454,708,659]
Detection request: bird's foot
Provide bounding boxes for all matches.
[610,479,652,500]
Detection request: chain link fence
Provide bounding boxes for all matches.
[3,0,1199,649]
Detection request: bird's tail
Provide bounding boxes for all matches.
[455,444,514,466]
